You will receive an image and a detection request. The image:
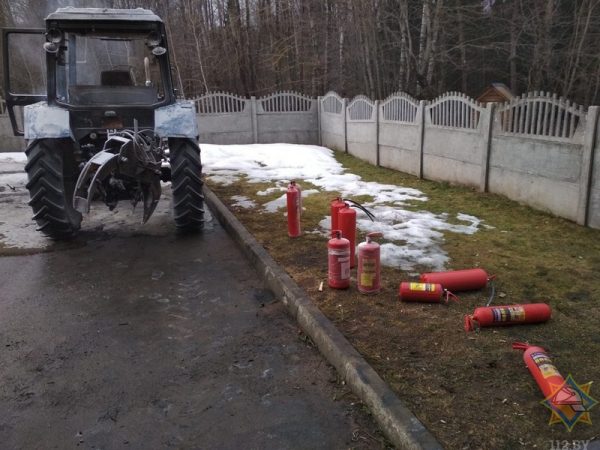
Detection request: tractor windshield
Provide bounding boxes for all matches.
[55,31,166,107]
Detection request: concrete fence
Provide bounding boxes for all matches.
[319,90,600,229]
[2,90,600,229]
[193,91,318,145]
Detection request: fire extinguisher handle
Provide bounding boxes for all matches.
[512,342,531,351]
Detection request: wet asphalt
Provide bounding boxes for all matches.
[0,162,383,449]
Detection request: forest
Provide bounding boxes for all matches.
[1,0,599,105]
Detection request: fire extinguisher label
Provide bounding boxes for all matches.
[531,351,560,379]
[360,258,376,287]
[340,257,350,280]
[409,282,436,292]
[360,272,374,287]
[492,306,526,322]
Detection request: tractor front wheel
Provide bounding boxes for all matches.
[24,138,82,239]
[169,138,204,232]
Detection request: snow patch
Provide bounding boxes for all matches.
[230,195,256,209]
[203,143,488,271]
[0,152,27,163]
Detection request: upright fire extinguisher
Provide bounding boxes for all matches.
[286,181,301,237]
[330,197,346,233]
[357,232,383,294]
[328,230,350,289]
[512,342,583,408]
[338,204,357,268]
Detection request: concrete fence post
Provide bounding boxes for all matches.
[479,102,495,193]
[374,100,380,166]
[250,96,258,144]
[577,105,599,226]
[343,98,348,153]
[317,96,323,146]
[417,100,426,179]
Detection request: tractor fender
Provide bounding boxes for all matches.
[24,102,71,140]
[154,101,198,139]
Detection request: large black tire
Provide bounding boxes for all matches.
[169,138,204,231]
[24,138,82,239]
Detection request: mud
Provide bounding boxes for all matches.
[0,159,385,449]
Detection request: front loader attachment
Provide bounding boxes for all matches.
[73,129,165,224]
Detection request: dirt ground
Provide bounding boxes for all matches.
[207,151,600,449]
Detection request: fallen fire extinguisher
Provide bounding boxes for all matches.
[286,181,301,237]
[398,282,458,304]
[464,303,552,332]
[512,342,584,409]
[419,268,493,292]
[328,230,350,289]
[357,232,383,294]
[331,198,375,269]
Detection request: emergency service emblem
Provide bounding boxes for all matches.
[541,374,597,431]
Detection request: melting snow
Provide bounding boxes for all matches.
[0,152,27,163]
[202,143,488,271]
[230,195,257,209]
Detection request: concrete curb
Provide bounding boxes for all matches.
[204,186,443,450]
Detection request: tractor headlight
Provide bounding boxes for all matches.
[146,31,161,47]
[46,28,63,44]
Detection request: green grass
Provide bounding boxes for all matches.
[208,150,600,449]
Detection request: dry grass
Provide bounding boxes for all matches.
[207,151,600,449]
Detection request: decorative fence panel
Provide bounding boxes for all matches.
[256,91,318,144]
[194,92,254,145]
[319,91,346,151]
[378,92,423,176]
[489,92,592,223]
[496,92,586,140]
[423,93,490,188]
[346,95,378,165]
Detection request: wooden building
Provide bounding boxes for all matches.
[476,83,514,104]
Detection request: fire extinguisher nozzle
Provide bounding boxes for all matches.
[512,342,531,351]
[464,315,474,332]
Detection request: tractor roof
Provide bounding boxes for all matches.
[46,7,162,23]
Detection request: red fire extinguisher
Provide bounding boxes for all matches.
[513,342,582,408]
[328,230,350,289]
[286,181,301,237]
[338,203,357,268]
[398,282,458,304]
[419,268,492,292]
[357,232,383,294]
[330,197,346,233]
[464,303,552,332]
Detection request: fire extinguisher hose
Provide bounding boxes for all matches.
[485,276,497,306]
[444,289,460,304]
[343,199,376,221]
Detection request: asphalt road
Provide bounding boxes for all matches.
[0,161,384,449]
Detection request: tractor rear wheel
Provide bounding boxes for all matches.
[169,138,204,231]
[24,138,82,239]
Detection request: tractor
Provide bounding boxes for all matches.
[2,7,204,238]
